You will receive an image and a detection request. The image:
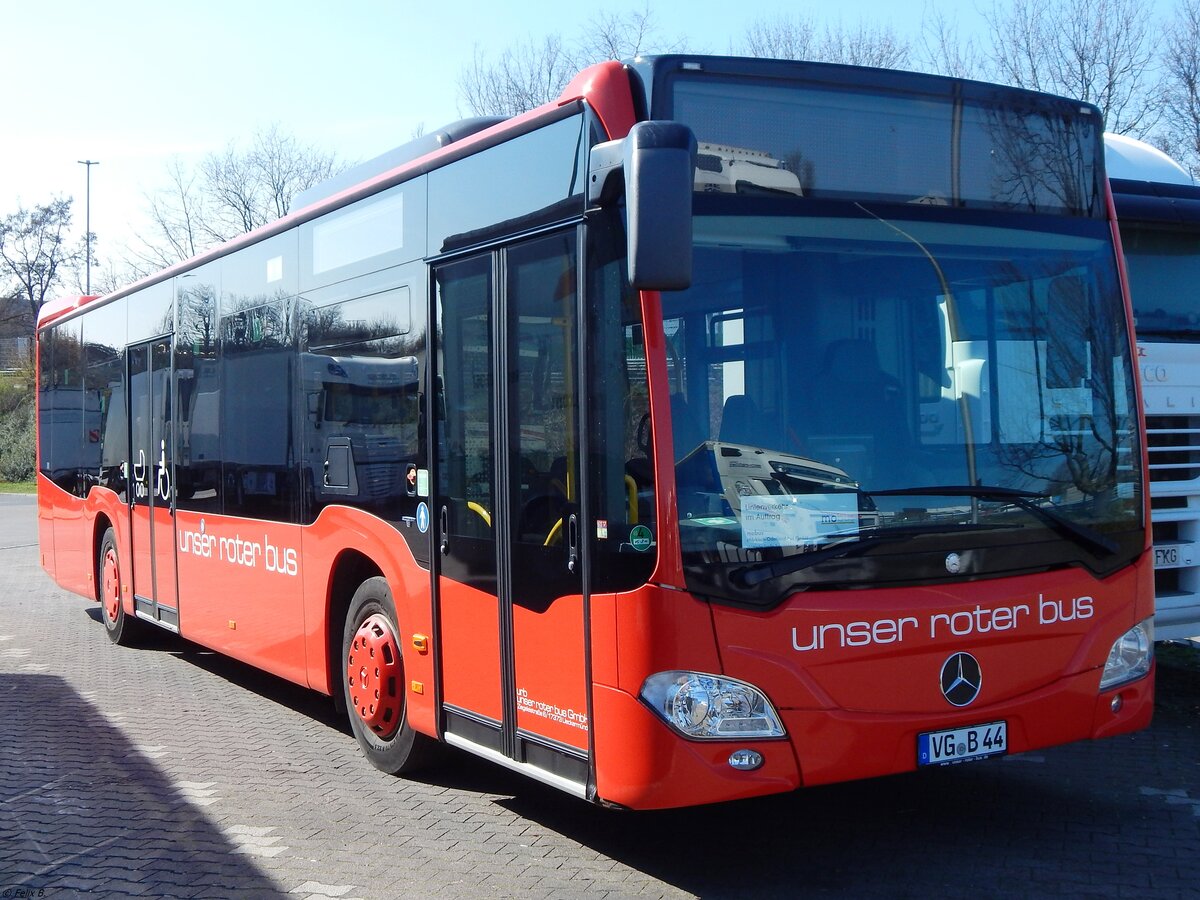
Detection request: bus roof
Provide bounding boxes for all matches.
[37,294,98,326]
[291,116,506,211]
[37,60,638,332]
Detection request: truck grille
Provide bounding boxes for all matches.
[1145,414,1200,484]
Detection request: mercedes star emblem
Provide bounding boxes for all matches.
[940,652,982,706]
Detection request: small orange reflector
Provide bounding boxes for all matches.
[411,681,424,694]
[228,620,237,630]
[412,634,429,653]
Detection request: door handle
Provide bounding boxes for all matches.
[567,513,579,574]
[440,505,449,555]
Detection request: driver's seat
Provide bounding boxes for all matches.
[720,394,777,450]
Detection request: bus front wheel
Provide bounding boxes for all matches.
[341,577,436,774]
[98,527,143,646]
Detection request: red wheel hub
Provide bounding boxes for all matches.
[346,613,403,738]
[102,547,121,625]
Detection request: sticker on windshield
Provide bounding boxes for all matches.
[741,494,860,549]
[629,525,654,551]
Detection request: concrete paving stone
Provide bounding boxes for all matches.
[94,878,155,895]
[1114,889,1159,900]
[1104,872,1154,893]
[1147,873,1200,895]
[44,875,106,892]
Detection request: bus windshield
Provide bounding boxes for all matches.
[1121,225,1200,338]
[664,200,1143,602]
[670,73,1105,217]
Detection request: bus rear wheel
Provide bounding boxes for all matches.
[98,527,143,646]
[341,577,436,774]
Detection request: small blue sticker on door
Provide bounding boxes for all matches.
[416,502,430,534]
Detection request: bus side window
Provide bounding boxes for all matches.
[220,296,298,522]
[302,283,422,521]
[176,273,221,513]
[82,297,128,501]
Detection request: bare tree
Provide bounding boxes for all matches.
[458,5,688,117]
[66,251,138,299]
[982,0,1162,136]
[1160,0,1200,177]
[576,5,683,62]
[741,13,911,69]
[743,14,818,60]
[136,157,209,272]
[821,21,911,69]
[134,125,341,271]
[0,199,78,324]
[458,35,579,118]
[204,124,337,234]
[918,6,984,79]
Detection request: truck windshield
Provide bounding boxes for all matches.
[663,200,1143,604]
[1120,225,1200,338]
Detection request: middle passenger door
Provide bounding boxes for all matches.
[433,229,590,792]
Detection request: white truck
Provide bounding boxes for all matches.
[1106,133,1200,642]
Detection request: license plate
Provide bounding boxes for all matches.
[918,721,1007,766]
[1154,544,1195,570]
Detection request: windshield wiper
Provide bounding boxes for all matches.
[729,520,1006,588]
[868,485,1119,558]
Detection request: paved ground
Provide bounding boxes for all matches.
[1,492,1198,899]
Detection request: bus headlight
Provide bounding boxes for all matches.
[640,671,785,739]
[1099,618,1154,690]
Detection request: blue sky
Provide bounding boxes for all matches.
[0,0,1169,268]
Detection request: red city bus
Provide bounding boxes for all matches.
[37,55,1155,810]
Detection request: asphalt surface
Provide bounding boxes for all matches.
[1,492,1197,899]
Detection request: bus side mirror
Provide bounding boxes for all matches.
[589,121,696,292]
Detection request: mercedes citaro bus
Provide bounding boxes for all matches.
[37,56,1154,809]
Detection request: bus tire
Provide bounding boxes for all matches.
[341,576,436,774]
[98,527,143,646]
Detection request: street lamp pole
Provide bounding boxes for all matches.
[77,159,99,294]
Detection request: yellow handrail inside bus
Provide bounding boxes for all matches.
[467,501,492,527]
[545,477,637,547]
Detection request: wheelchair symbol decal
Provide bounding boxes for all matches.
[156,439,172,502]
